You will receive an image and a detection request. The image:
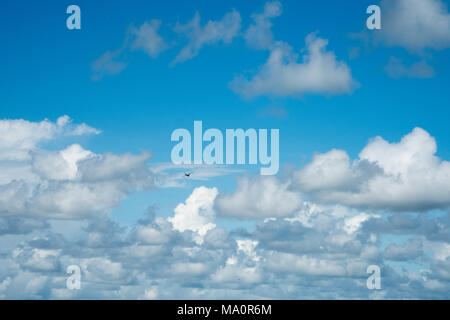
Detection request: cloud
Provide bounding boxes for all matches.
[168,186,218,243]
[0,117,153,219]
[383,238,424,261]
[150,162,242,188]
[215,175,302,218]
[23,149,152,219]
[91,50,128,81]
[0,217,49,235]
[294,127,450,212]
[0,115,99,161]
[92,19,167,80]
[266,251,349,277]
[363,212,450,243]
[384,57,435,78]
[378,0,450,52]
[0,198,449,299]
[244,1,282,50]
[15,247,61,272]
[136,217,175,245]
[129,20,168,58]
[0,117,449,299]
[231,34,358,97]
[172,10,241,64]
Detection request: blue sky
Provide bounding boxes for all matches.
[0,0,449,299]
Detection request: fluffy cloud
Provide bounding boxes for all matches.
[231,34,358,97]
[384,57,435,79]
[244,1,282,50]
[0,117,153,219]
[168,186,218,243]
[0,116,449,299]
[0,198,449,299]
[172,10,241,64]
[0,115,99,161]
[215,175,302,218]
[294,127,450,212]
[378,0,450,52]
[0,147,153,219]
[211,247,263,286]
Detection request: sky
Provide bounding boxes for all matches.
[0,0,449,299]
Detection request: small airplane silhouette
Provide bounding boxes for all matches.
[184,172,192,177]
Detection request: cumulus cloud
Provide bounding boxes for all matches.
[378,0,450,52]
[1,148,153,219]
[172,10,241,64]
[0,115,99,161]
[244,1,282,50]
[294,127,450,212]
[168,186,218,243]
[215,175,302,218]
[0,117,153,219]
[231,33,358,97]
[0,198,448,299]
[384,57,435,79]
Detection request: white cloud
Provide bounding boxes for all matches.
[343,213,373,235]
[231,33,358,97]
[79,257,130,283]
[170,262,209,276]
[266,252,349,277]
[294,127,450,211]
[378,0,450,52]
[211,263,262,285]
[168,186,218,243]
[215,175,302,218]
[384,57,435,78]
[136,217,173,245]
[0,115,99,161]
[142,286,159,300]
[31,144,94,181]
[16,248,60,272]
[0,117,153,219]
[130,20,168,58]
[244,1,282,50]
[211,239,262,285]
[172,10,241,64]
[0,200,449,299]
